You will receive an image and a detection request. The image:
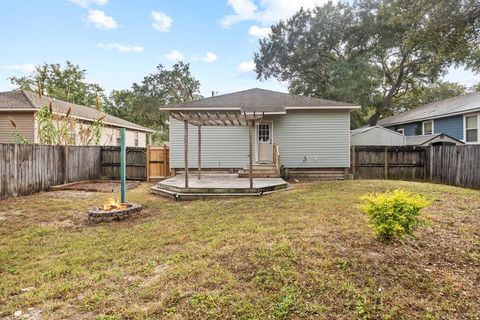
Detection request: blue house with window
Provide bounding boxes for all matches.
[377,92,480,144]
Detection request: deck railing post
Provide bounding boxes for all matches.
[249,120,253,189]
[198,125,201,180]
[184,120,189,188]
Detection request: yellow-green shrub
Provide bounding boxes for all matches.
[360,189,431,242]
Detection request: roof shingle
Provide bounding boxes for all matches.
[378,92,480,126]
[0,90,154,132]
[161,88,356,112]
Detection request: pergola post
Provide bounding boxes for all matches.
[198,125,201,180]
[184,120,189,188]
[248,120,253,189]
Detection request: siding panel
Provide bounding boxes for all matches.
[170,118,249,168]
[272,110,350,168]
[434,116,463,140]
[170,110,351,169]
[0,112,35,143]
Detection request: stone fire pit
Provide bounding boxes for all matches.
[88,203,142,222]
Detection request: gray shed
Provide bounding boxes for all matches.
[351,126,405,146]
[405,133,465,146]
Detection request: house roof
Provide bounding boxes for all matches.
[161,88,359,113]
[351,125,405,137]
[0,90,154,132]
[405,133,464,146]
[378,92,480,126]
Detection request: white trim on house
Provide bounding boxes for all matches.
[422,120,434,135]
[396,128,405,135]
[463,113,479,144]
[161,107,242,111]
[285,105,361,110]
[0,109,38,112]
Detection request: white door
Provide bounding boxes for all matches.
[257,122,273,163]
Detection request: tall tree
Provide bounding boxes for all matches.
[9,61,105,107]
[105,62,202,142]
[254,0,480,126]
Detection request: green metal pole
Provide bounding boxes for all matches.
[120,128,126,203]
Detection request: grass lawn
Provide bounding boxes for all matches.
[0,180,479,319]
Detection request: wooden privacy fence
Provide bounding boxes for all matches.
[0,144,101,199]
[351,145,480,190]
[101,146,147,180]
[352,146,428,180]
[146,145,170,181]
[429,145,480,189]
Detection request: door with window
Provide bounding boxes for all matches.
[257,122,273,162]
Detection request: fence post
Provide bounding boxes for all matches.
[120,128,126,203]
[146,144,150,182]
[384,147,388,179]
[351,146,356,177]
[429,146,434,181]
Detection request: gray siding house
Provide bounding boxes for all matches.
[164,88,360,177]
[377,92,480,144]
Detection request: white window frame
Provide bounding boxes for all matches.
[463,113,479,144]
[134,131,139,147]
[422,120,434,135]
[396,128,405,135]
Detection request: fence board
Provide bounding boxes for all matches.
[0,144,102,199]
[100,146,147,180]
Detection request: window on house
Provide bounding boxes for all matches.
[465,115,478,143]
[423,121,433,135]
[115,129,121,146]
[134,131,139,147]
[397,128,405,135]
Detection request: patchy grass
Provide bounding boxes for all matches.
[0,180,479,319]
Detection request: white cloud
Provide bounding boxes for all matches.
[199,52,218,63]
[4,64,36,74]
[222,0,329,27]
[221,0,258,27]
[151,11,172,32]
[69,0,108,8]
[86,9,118,29]
[248,25,270,38]
[97,43,144,53]
[237,61,255,73]
[165,50,184,61]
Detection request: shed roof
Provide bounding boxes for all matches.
[405,134,464,146]
[161,88,359,112]
[0,90,154,132]
[351,125,404,137]
[378,92,480,126]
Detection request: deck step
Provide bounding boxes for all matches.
[239,163,279,178]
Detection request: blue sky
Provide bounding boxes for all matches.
[1,0,478,97]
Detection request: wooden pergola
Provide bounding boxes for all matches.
[169,111,264,189]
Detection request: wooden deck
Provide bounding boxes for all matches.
[150,174,290,200]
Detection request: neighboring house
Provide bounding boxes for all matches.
[405,133,465,146]
[351,126,405,146]
[377,92,480,144]
[0,90,154,146]
[162,88,360,177]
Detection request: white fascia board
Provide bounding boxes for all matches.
[0,109,38,112]
[161,107,242,111]
[285,105,361,110]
